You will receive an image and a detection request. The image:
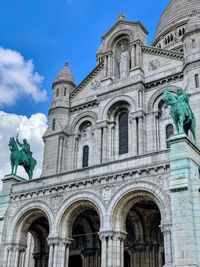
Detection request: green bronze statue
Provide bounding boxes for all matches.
[163,88,196,143]
[9,136,37,180]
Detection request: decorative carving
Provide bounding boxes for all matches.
[148,59,160,71]
[99,185,115,201]
[49,194,64,212]
[7,202,20,217]
[91,80,101,89]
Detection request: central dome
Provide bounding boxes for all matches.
[153,0,200,51]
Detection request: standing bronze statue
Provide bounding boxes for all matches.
[163,88,196,143]
[8,136,37,180]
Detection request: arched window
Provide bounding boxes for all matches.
[82,145,89,167]
[182,28,185,35]
[119,109,128,155]
[56,88,59,97]
[179,29,182,37]
[195,74,199,88]
[192,39,196,49]
[166,124,174,148]
[170,34,173,41]
[52,119,56,131]
[64,88,67,96]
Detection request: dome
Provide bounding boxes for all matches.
[185,14,200,33]
[55,62,75,84]
[153,0,200,47]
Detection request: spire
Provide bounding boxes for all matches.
[118,12,125,21]
[55,62,75,84]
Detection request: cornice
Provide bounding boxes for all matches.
[70,62,104,99]
[144,72,184,90]
[10,161,170,201]
[142,46,183,61]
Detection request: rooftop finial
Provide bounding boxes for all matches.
[64,61,69,67]
[118,12,125,21]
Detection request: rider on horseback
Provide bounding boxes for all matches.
[16,137,32,165]
[176,88,193,122]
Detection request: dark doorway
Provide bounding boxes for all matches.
[124,251,131,267]
[69,255,82,267]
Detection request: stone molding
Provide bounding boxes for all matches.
[10,162,169,201]
[142,45,184,60]
[70,62,104,99]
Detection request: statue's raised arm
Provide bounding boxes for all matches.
[163,88,196,144]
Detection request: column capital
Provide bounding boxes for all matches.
[160,224,172,235]
[47,236,73,246]
[96,121,108,129]
[130,110,145,119]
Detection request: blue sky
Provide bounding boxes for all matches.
[0,0,169,117]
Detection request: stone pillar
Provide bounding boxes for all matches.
[130,43,135,69]
[129,114,137,156]
[102,124,108,163]
[169,134,200,267]
[138,115,145,155]
[108,121,115,161]
[99,234,107,267]
[135,41,141,67]
[160,224,173,267]
[48,243,54,267]
[57,135,65,173]
[73,134,80,169]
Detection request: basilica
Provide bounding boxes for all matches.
[1,0,200,266]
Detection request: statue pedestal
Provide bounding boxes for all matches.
[0,174,26,252]
[169,134,200,267]
[1,174,26,194]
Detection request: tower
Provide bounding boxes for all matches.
[42,62,76,176]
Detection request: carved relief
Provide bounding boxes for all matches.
[148,59,160,71]
[7,202,20,217]
[49,194,64,212]
[91,80,101,89]
[99,185,115,201]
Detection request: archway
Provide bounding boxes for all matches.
[124,199,164,267]
[111,189,167,267]
[69,208,101,267]
[9,209,50,267]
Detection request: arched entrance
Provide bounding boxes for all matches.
[111,189,167,267]
[124,199,164,267]
[7,209,50,267]
[69,208,101,267]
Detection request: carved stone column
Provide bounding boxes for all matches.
[99,234,107,267]
[108,121,116,161]
[57,135,65,173]
[48,243,54,267]
[59,238,73,267]
[112,232,127,267]
[160,224,173,267]
[73,134,80,169]
[130,42,136,69]
[102,123,108,163]
[129,115,137,156]
[6,244,26,267]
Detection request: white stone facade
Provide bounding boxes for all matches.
[1,1,200,267]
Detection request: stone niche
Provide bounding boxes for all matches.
[113,36,131,80]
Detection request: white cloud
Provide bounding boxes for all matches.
[0,111,48,190]
[0,47,47,107]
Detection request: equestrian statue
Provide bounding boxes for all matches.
[163,88,196,144]
[9,135,37,180]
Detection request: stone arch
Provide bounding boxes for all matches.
[147,86,178,113]
[101,95,136,121]
[69,111,98,134]
[105,29,134,50]
[55,191,106,238]
[107,180,171,232]
[6,200,54,244]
